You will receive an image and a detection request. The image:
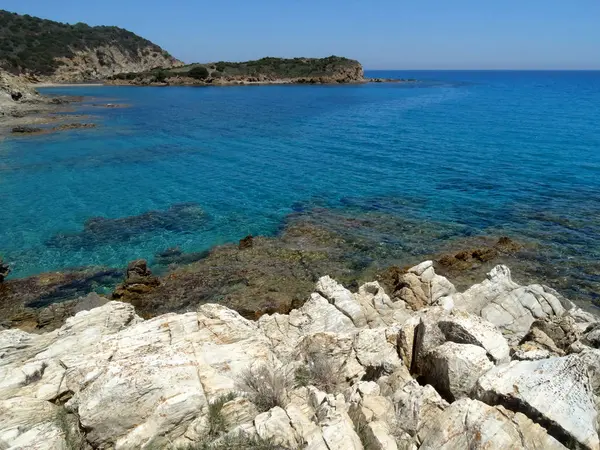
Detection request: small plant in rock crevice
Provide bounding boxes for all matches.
[294,352,343,393]
[238,360,294,412]
[207,392,237,438]
[55,406,85,450]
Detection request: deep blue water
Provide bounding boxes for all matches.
[1,70,600,300]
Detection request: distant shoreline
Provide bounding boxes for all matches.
[32,82,106,88]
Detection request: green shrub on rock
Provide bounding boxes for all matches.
[188,66,209,80]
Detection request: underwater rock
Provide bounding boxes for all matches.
[437,236,522,272]
[0,267,120,331]
[0,258,9,282]
[46,203,208,249]
[239,235,254,250]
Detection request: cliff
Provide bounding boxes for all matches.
[0,10,182,81]
[109,56,366,86]
[1,261,599,449]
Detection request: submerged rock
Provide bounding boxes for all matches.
[0,258,9,283]
[46,202,208,249]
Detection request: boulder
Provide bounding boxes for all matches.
[393,261,456,311]
[392,379,448,438]
[419,398,567,450]
[398,307,509,375]
[421,342,494,401]
[475,354,599,450]
[0,397,79,450]
[446,265,572,343]
[316,276,368,327]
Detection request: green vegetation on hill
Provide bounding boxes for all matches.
[0,9,173,75]
[111,56,362,83]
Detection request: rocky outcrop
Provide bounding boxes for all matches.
[0,71,40,106]
[51,45,182,82]
[442,265,573,343]
[0,263,598,449]
[420,398,566,450]
[108,56,365,86]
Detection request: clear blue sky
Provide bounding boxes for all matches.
[3,0,600,69]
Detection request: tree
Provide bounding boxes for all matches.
[188,66,209,80]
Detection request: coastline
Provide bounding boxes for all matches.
[31,82,105,88]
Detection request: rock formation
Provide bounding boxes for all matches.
[0,10,182,82]
[1,262,599,449]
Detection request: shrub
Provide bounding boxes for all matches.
[181,432,291,449]
[238,361,293,412]
[152,69,167,83]
[207,392,237,437]
[188,66,209,80]
[55,407,84,450]
[211,71,222,79]
[294,353,342,393]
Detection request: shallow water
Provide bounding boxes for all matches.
[1,70,600,303]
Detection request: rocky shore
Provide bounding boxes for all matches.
[0,70,94,136]
[1,262,600,449]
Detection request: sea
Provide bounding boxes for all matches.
[1,70,600,305]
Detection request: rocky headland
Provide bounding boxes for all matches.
[0,10,181,83]
[107,56,367,86]
[2,262,600,449]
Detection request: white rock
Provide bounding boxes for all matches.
[419,398,567,450]
[437,311,510,363]
[475,354,599,450]
[392,379,448,437]
[317,276,368,327]
[422,342,493,401]
[448,266,572,343]
[0,397,72,450]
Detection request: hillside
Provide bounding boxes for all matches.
[110,56,365,85]
[0,10,182,81]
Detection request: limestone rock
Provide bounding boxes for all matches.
[421,342,493,401]
[399,307,509,375]
[437,311,510,363]
[0,397,75,450]
[447,265,572,343]
[394,261,456,311]
[475,354,599,450]
[419,398,567,450]
[392,379,448,438]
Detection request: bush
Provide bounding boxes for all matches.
[238,361,293,412]
[294,353,342,393]
[55,407,84,450]
[207,392,237,437]
[211,71,222,79]
[152,69,167,83]
[188,66,209,80]
[181,432,291,450]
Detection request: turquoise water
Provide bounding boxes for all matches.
[1,71,600,300]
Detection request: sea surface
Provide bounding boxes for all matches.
[1,71,600,303]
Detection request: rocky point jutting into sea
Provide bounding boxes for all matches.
[2,261,600,449]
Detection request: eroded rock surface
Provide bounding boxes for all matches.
[0,264,597,450]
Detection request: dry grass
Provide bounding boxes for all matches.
[238,360,294,412]
[294,353,343,393]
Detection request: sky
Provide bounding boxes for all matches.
[2,0,600,69]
